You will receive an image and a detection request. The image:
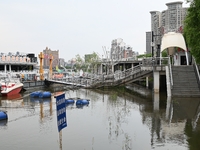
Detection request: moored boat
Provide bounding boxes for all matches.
[0,76,23,97]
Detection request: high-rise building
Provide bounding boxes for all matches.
[147,1,188,55]
[146,31,152,54]
[110,38,126,60]
[110,38,136,60]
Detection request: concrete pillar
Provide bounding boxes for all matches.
[166,96,172,120]
[153,71,159,93]
[112,64,114,73]
[146,76,149,88]
[4,64,6,73]
[9,64,11,72]
[131,63,134,68]
[123,63,126,71]
[100,64,103,74]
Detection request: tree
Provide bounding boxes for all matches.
[75,54,84,71]
[85,52,100,73]
[184,0,200,63]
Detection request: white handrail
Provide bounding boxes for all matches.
[193,57,200,83]
[168,57,173,88]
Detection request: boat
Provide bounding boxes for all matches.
[0,75,23,97]
[0,111,8,120]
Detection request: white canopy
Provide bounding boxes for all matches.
[160,32,188,65]
[161,32,187,52]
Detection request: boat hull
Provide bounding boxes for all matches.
[1,85,23,97]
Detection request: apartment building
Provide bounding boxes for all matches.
[110,38,136,60]
[147,1,188,55]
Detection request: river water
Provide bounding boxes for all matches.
[0,86,200,150]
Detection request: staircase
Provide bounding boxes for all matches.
[172,65,200,97]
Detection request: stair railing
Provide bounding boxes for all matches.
[168,57,173,88]
[193,57,200,87]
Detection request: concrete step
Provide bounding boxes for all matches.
[171,65,200,97]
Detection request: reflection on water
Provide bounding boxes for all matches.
[0,87,200,149]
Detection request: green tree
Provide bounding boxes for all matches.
[184,0,200,63]
[75,54,84,71]
[137,53,152,58]
[85,52,100,73]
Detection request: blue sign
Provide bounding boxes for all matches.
[56,93,67,132]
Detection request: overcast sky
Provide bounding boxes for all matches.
[0,0,189,61]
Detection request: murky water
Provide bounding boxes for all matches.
[0,86,200,150]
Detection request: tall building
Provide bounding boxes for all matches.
[146,31,152,54]
[43,47,59,69]
[147,1,188,55]
[110,38,126,60]
[59,58,65,67]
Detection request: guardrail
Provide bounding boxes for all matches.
[193,57,200,88]
[168,57,173,88]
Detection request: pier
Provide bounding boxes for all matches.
[45,57,200,97]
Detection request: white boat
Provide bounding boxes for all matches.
[0,75,23,97]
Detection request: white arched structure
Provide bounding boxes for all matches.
[161,32,188,65]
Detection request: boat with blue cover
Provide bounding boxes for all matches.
[0,111,8,120]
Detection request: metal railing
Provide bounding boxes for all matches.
[49,57,170,88]
[193,57,200,87]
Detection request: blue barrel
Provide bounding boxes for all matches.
[0,111,8,120]
[76,99,89,105]
[65,99,75,104]
[30,91,42,98]
[39,92,51,98]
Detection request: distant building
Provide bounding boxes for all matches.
[59,58,65,67]
[43,47,59,69]
[110,38,137,60]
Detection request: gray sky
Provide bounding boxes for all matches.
[0,0,189,61]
